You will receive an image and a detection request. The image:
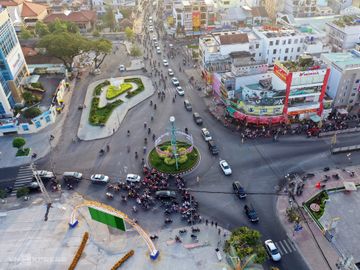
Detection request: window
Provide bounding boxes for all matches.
[288,39,292,44]
[273,49,277,54]
[351,93,356,96]
[275,40,279,45]
[270,41,273,46]
[258,53,262,57]
[282,40,286,45]
[356,79,360,83]
[285,48,289,53]
[297,47,301,52]
[294,39,298,44]
[291,48,294,52]
[284,56,288,61]
[256,44,259,49]
[349,99,354,103]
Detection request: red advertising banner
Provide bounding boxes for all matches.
[274,64,287,82]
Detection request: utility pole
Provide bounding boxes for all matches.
[31,163,51,204]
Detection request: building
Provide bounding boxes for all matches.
[44,10,97,32]
[328,0,353,14]
[0,8,29,116]
[0,0,48,30]
[321,50,360,111]
[216,54,330,124]
[91,0,136,15]
[263,0,285,19]
[326,15,360,51]
[284,0,318,18]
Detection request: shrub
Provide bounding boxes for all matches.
[305,191,329,220]
[16,148,30,157]
[178,155,188,164]
[106,83,132,100]
[124,78,145,98]
[23,91,37,105]
[164,157,176,165]
[16,187,29,198]
[23,107,42,119]
[13,137,26,149]
[94,80,110,96]
[0,189,6,199]
[31,82,44,89]
[89,97,123,125]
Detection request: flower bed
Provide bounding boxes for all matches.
[89,97,123,125]
[106,83,133,100]
[93,80,110,96]
[124,78,145,98]
[149,141,199,174]
[305,190,329,220]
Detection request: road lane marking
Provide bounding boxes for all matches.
[283,239,292,253]
[287,239,297,252]
[278,241,288,254]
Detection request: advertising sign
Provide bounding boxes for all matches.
[6,43,25,77]
[241,86,286,106]
[88,207,126,231]
[291,69,327,86]
[192,11,200,28]
[287,108,317,116]
[274,64,287,82]
[236,101,284,116]
[289,86,321,96]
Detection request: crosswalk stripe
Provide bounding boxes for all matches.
[278,241,288,254]
[283,239,292,253]
[287,239,297,252]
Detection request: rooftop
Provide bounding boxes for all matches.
[219,33,248,45]
[44,10,96,23]
[278,55,326,72]
[321,50,360,70]
[254,25,303,38]
[332,15,360,28]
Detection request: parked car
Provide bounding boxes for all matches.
[169,43,174,49]
[264,240,281,261]
[176,86,184,96]
[152,36,157,41]
[171,77,180,86]
[184,100,192,111]
[27,180,40,190]
[232,181,246,199]
[119,65,126,72]
[207,140,219,155]
[156,47,161,54]
[163,59,169,66]
[126,174,141,183]
[219,160,232,175]
[168,69,174,76]
[244,204,259,222]
[149,26,154,32]
[63,172,82,182]
[193,112,203,125]
[33,170,55,180]
[90,174,109,183]
[154,41,159,47]
[201,128,212,141]
[155,190,176,199]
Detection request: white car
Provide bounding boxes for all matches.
[168,69,174,76]
[169,43,174,49]
[152,36,157,42]
[34,170,55,180]
[264,240,281,261]
[149,16,153,21]
[119,65,125,72]
[219,160,232,175]
[176,86,184,96]
[171,77,180,86]
[90,174,109,183]
[154,41,159,47]
[126,174,141,183]
[156,47,161,54]
[163,59,169,66]
[149,26,154,32]
[201,128,212,141]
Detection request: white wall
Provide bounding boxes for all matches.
[325,65,341,99]
[219,43,249,55]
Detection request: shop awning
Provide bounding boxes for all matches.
[310,114,321,123]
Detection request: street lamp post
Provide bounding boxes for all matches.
[169,116,179,170]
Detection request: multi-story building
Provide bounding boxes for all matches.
[216,55,330,124]
[284,0,317,18]
[173,0,217,35]
[321,50,360,111]
[328,0,353,14]
[0,9,29,116]
[326,15,360,51]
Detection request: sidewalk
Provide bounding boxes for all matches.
[276,166,360,270]
[77,76,155,141]
[0,79,77,169]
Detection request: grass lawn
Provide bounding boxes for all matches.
[149,141,199,174]
[89,97,123,125]
[16,148,30,157]
[124,78,145,98]
[106,83,133,100]
[93,80,110,96]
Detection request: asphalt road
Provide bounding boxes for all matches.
[6,7,360,270]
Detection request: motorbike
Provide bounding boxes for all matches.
[150,235,158,240]
[99,149,105,156]
[106,192,114,199]
[175,235,182,243]
[164,218,173,224]
[191,227,200,233]
[179,229,187,234]
[132,206,138,213]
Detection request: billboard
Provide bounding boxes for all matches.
[291,69,327,86]
[273,64,287,82]
[192,11,200,28]
[88,207,126,231]
[6,43,25,77]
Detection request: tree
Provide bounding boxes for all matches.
[38,32,89,71]
[224,226,267,264]
[119,8,132,19]
[103,7,116,31]
[48,19,79,34]
[23,107,42,119]
[125,26,134,41]
[35,21,50,37]
[92,29,100,37]
[130,44,141,57]
[20,26,34,40]
[91,39,112,69]
[13,137,26,150]
[22,91,37,106]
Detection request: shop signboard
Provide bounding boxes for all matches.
[192,11,201,28]
[241,86,286,106]
[236,100,284,116]
[291,69,327,86]
[289,86,321,96]
[287,108,318,116]
[274,64,287,82]
[6,43,25,77]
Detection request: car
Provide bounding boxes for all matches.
[232,181,246,199]
[149,26,154,32]
[176,86,184,96]
[163,59,169,66]
[156,47,161,54]
[264,240,281,261]
[168,69,174,76]
[155,190,176,199]
[63,172,83,182]
[33,170,55,180]
[169,43,174,49]
[184,99,192,111]
[171,77,180,86]
[27,181,40,190]
[119,65,126,72]
[201,128,212,141]
[193,112,203,125]
[244,204,259,222]
[207,140,219,155]
[149,16,153,21]
[154,41,159,47]
[90,174,109,183]
[126,174,141,183]
[219,160,232,175]
[152,35,157,41]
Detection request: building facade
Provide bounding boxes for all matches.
[0,9,28,116]
[284,0,318,18]
[321,50,360,111]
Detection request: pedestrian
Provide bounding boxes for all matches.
[144,122,147,128]
[211,221,214,226]
[218,228,221,235]
[205,219,208,225]
[196,176,200,183]
[215,222,217,228]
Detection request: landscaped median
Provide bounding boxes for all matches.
[106,83,133,100]
[125,78,144,98]
[89,97,123,126]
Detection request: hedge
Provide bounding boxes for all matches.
[93,80,110,96]
[89,97,123,125]
[16,148,30,157]
[124,78,145,98]
[106,83,132,100]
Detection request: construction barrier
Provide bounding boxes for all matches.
[111,250,135,270]
[319,127,360,137]
[331,144,360,154]
[68,232,89,270]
